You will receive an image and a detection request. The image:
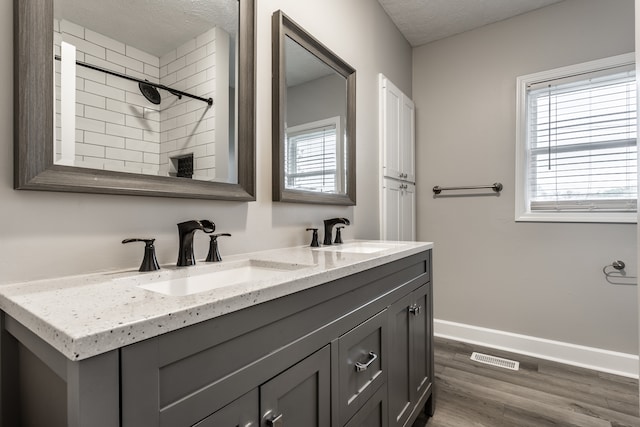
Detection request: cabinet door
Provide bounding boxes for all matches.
[193,389,259,427]
[381,77,403,180]
[387,284,432,427]
[382,178,402,240]
[400,183,416,241]
[387,291,414,427]
[410,284,432,405]
[400,96,415,183]
[382,180,415,242]
[260,345,330,427]
[380,75,415,182]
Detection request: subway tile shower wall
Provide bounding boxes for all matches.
[54,19,220,179]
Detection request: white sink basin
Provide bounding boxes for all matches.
[312,242,400,254]
[118,260,313,296]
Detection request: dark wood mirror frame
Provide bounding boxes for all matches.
[272,11,356,205]
[14,0,256,201]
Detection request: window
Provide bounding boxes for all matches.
[515,53,637,223]
[285,117,343,193]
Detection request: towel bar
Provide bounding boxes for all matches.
[433,182,503,194]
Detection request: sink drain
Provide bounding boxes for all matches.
[470,352,519,371]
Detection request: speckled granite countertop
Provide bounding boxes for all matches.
[0,240,432,361]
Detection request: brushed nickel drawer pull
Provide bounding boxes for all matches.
[355,351,378,372]
[409,304,421,315]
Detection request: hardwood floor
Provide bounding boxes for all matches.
[412,337,639,427]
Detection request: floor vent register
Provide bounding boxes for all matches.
[470,352,520,371]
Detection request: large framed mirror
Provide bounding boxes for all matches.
[272,11,356,205]
[14,0,255,201]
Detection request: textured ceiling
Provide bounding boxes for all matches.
[54,0,238,57]
[54,1,568,62]
[378,0,565,47]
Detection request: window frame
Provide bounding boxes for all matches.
[515,52,637,223]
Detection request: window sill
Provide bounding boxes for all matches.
[515,211,637,224]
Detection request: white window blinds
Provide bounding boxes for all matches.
[285,119,340,193]
[526,67,637,213]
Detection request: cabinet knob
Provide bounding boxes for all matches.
[266,412,284,427]
[409,304,421,315]
[354,351,378,372]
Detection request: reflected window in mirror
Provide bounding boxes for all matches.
[285,117,342,193]
[272,11,356,205]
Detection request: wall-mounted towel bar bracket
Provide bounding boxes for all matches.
[602,260,637,286]
[433,182,503,195]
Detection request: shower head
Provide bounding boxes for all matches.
[139,81,161,105]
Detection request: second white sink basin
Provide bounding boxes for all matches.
[120,260,313,297]
[312,242,400,254]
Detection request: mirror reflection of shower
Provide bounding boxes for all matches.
[53,0,239,183]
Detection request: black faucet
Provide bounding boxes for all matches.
[177,220,215,266]
[323,218,350,245]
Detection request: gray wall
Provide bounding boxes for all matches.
[413,0,638,354]
[0,0,411,283]
[287,74,347,129]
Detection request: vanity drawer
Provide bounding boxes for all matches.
[344,384,388,427]
[337,309,388,426]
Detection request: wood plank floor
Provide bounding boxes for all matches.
[412,337,639,427]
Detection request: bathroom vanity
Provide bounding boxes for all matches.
[0,241,434,427]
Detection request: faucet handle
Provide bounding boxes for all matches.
[206,233,232,262]
[334,226,344,244]
[306,228,320,247]
[122,238,161,272]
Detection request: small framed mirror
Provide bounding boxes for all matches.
[14,0,255,201]
[272,11,356,205]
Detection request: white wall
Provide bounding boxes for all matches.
[0,0,411,283]
[413,0,638,354]
[287,74,347,129]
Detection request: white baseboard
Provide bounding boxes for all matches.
[434,319,639,379]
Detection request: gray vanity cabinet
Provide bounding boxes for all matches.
[0,249,432,427]
[388,283,434,427]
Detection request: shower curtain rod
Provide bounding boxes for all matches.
[54,55,213,106]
